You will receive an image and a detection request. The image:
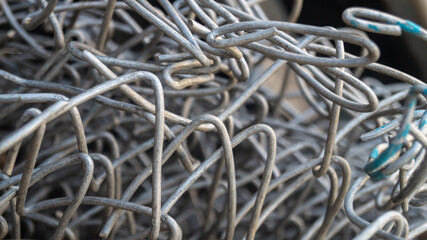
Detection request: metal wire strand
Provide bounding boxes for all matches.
[1,1,427,239]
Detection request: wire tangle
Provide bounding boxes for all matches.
[0,0,426,239]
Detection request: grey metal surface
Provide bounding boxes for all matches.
[0,0,426,239]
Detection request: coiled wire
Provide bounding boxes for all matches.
[0,0,426,239]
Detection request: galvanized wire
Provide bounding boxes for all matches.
[0,0,426,239]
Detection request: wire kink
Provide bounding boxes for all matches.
[0,1,426,239]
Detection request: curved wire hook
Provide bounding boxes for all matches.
[343,7,427,42]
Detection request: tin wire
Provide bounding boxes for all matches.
[1,1,427,239]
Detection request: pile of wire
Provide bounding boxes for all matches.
[0,0,427,239]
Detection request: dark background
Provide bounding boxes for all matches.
[263,0,427,82]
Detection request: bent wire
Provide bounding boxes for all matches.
[1,1,427,240]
